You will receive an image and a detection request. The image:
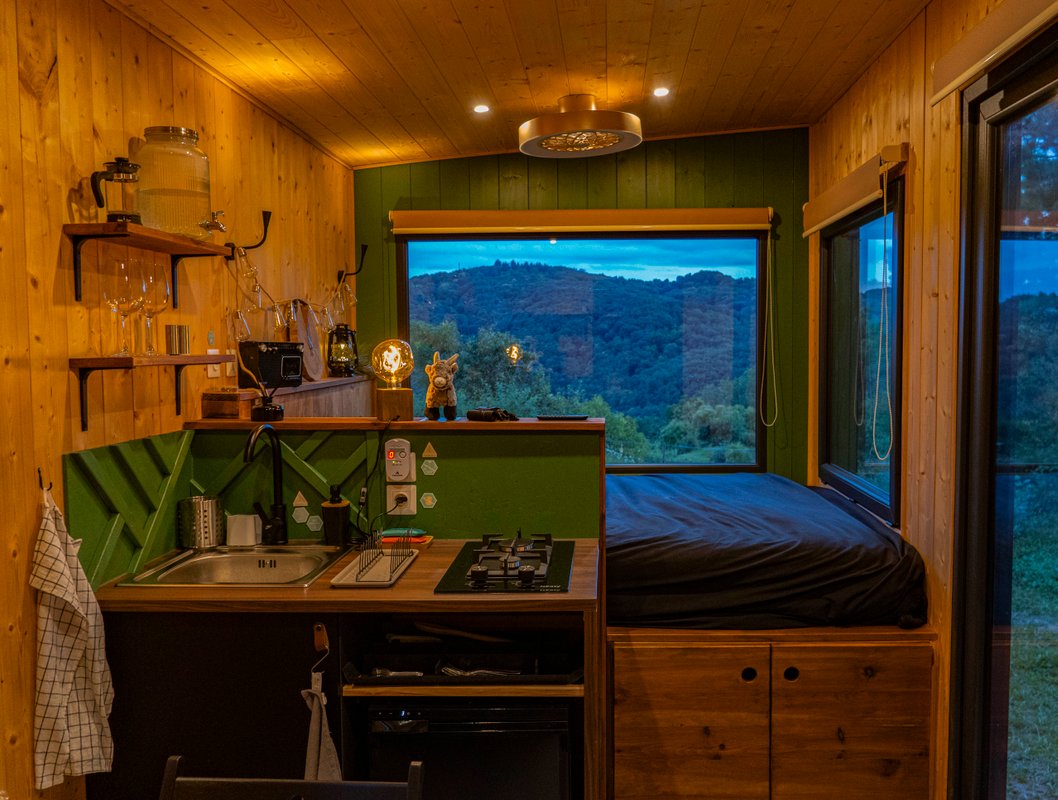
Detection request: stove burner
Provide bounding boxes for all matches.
[469,533,553,584]
[435,536,574,594]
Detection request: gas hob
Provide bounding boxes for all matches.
[434,534,574,593]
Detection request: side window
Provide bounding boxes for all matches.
[819,179,903,522]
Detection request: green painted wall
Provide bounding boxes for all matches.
[64,427,602,587]
[353,130,810,480]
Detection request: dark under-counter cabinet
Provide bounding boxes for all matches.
[611,632,934,800]
[88,612,343,800]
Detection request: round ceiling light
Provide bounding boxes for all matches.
[518,94,642,158]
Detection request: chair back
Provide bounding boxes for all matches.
[158,756,423,800]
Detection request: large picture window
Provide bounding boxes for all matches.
[398,233,767,469]
[819,179,903,522]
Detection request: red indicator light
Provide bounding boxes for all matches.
[387,450,396,459]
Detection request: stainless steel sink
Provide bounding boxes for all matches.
[123,544,349,587]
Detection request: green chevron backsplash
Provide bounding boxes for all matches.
[64,427,600,588]
[63,431,195,588]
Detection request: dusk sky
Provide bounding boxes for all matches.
[407,237,759,282]
[1000,239,1058,300]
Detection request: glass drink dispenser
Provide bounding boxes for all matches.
[137,126,212,240]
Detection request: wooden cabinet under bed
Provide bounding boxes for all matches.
[609,627,935,800]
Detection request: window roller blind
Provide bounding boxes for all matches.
[931,0,1058,105]
[390,208,774,235]
[802,144,907,238]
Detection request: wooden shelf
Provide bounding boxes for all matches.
[62,222,231,308]
[342,683,584,698]
[70,353,234,431]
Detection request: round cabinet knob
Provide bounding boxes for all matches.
[517,564,536,588]
[469,564,489,588]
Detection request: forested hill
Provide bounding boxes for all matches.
[409,261,757,424]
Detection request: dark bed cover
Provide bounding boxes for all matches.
[605,472,927,629]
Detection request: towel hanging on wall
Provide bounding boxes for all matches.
[302,622,341,781]
[30,486,114,790]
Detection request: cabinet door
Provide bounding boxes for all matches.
[770,643,932,800]
[612,643,770,800]
[87,612,343,800]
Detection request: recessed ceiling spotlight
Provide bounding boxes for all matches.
[473,104,490,114]
[653,87,670,97]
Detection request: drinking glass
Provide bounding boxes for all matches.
[140,264,170,355]
[103,258,145,356]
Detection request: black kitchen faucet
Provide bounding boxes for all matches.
[243,423,288,544]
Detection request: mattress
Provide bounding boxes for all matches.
[605,472,927,629]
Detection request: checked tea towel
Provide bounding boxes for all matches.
[31,486,113,790]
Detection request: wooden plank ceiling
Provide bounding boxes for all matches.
[108,0,929,168]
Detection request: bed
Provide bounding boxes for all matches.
[605,472,927,629]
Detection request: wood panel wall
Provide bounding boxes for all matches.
[808,0,1010,796]
[0,1,354,796]
[353,129,811,481]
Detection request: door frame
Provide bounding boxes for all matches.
[951,21,1058,800]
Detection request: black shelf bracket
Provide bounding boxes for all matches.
[74,362,191,431]
[69,232,127,301]
[76,366,98,432]
[173,363,187,417]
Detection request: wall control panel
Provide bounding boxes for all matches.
[384,438,414,482]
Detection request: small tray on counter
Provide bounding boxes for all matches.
[331,548,418,588]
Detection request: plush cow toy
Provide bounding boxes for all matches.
[424,352,459,420]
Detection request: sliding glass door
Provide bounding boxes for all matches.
[956,26,1058,800]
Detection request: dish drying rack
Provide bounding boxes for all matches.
[330,530,418,588]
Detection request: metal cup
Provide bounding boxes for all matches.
[165,324,190,355]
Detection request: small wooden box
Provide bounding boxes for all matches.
[200,388,258,419]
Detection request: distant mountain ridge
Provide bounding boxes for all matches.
[409,261,757,424]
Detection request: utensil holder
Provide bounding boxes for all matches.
[178,495,225,548]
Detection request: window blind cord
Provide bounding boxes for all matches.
[759,231,779,428]
[871,172,894,461]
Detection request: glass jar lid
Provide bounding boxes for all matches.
[144,126,200,143]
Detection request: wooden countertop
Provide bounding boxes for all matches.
[96,539,601,614]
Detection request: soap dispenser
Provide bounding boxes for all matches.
[321,485,350,546]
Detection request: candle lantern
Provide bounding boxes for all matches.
[327,323,361,377]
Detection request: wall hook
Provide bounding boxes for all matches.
[338,244,369,283]
[37,467,52,491]
[224,210,272,260]
[310,622,329,694]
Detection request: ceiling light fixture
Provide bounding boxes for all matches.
[653,87,670,97]
[518,94,642,158]
[473,104,490,113]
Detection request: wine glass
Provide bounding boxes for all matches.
[140,264,170,355]
[103,258,145,356]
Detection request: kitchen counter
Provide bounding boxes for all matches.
[95,539,601,613]
[92,538,606,800]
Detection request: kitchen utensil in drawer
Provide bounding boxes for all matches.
[178,495,225,548]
